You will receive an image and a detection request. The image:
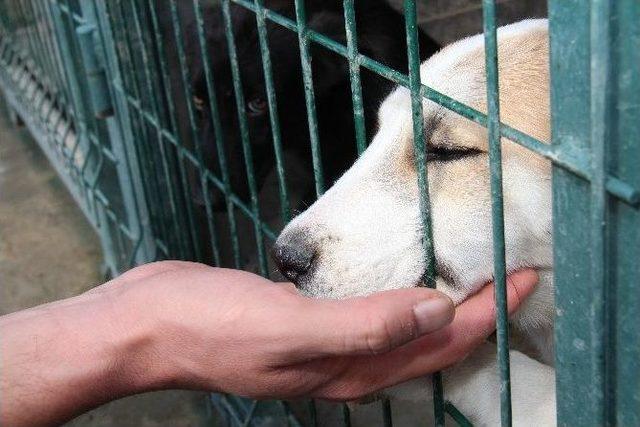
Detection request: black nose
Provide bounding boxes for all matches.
[272,237,317,283]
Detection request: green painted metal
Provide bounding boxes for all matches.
[445,402,474,427]
[610,2,640,424]
[220,0,269,276]
[193,0,242,267]
[254,0,291,223]
[167,0,206,263]
[403,1,445,425]
[481,1,512,425]
[75,24,113,119]
[342,403,352,427]
[229,0,639,208]
[551,0,640,426]
[382,398,393,427]
[293,0,324,197]
[2,1,639,426]
[342,0,367,155]
[0,0,153,276]
[589,0,613,425]
[550,2,603,426]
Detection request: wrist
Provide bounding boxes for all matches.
[105,283,178,394]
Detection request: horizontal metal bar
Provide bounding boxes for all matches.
[606,176,640,205]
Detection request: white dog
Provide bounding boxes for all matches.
[274,19,556,426]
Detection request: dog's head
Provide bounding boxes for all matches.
[274,19,553,331]
[180,0,439,209]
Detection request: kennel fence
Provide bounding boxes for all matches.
[0,0,638,426]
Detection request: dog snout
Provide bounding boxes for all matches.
[272,233,318,284]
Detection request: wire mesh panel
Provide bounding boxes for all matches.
[550,1,640,425]
[0,0,153,276]
[1,0,639,426]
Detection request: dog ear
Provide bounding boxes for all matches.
[308,11,350,93]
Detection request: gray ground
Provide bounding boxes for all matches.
[0,101,210,427]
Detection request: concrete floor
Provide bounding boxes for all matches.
[0,100,210,426]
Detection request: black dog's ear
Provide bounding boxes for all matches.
[308,12,349,93]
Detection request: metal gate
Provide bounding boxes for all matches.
[0,1,638,426]
[0,0,154,277]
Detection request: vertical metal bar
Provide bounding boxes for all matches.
[128,0,187,260]
[308,400,317,427]
[549,1,595,423]
[34,1,63,93]
[127,0,189,259]
[94,1,151,262]
[84,0,156,268]
[35,1,69,116]
[193,0,242,268]
[44,1,77,120]
[51,0,96,206]
[25,0,55,95]
[16,1,42,77]
[254,0,291,223]
[341,404,352,427]
[291,0,324,404]
[342,0,367,155]
[382,399,393,427]
[589,0,613,424]
[221,0,269,276]
[333,29,355,399]
[146,0,203,261]
[482,1,512,425]
[122,0,172,256]
[167,0,208,262]
[403,1,444,425]
[293,0,324,196]
[612,1,640,424]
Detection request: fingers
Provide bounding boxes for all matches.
[293,288,455,358]
[364,269,540,388]
[449,268,540,342]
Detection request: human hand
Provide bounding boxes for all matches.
[109,262,539,401]
[1,261,538,427]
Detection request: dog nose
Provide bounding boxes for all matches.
[272,237,317,283]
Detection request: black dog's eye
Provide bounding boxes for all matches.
[427,145,482,162]
[247,97,268,117]
[193,95,206,112]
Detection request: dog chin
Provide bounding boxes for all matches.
[292,278,337,299]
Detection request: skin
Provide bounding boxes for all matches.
[0,261,538,427]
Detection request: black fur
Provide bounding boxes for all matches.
[162,0,439,209]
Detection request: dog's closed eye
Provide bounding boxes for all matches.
[427,145,483,162]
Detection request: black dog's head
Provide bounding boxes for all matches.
[178,0,439,209]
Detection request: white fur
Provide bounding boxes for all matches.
[277,19,556,426]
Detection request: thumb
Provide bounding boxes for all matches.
[297,288,455,357]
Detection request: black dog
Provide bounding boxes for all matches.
[166,0,439,209]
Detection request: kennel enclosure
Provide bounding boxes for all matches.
[1,0,639,426]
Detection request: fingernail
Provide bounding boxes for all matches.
[413,296,455,335]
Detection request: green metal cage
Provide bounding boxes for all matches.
[0,0,638,426]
